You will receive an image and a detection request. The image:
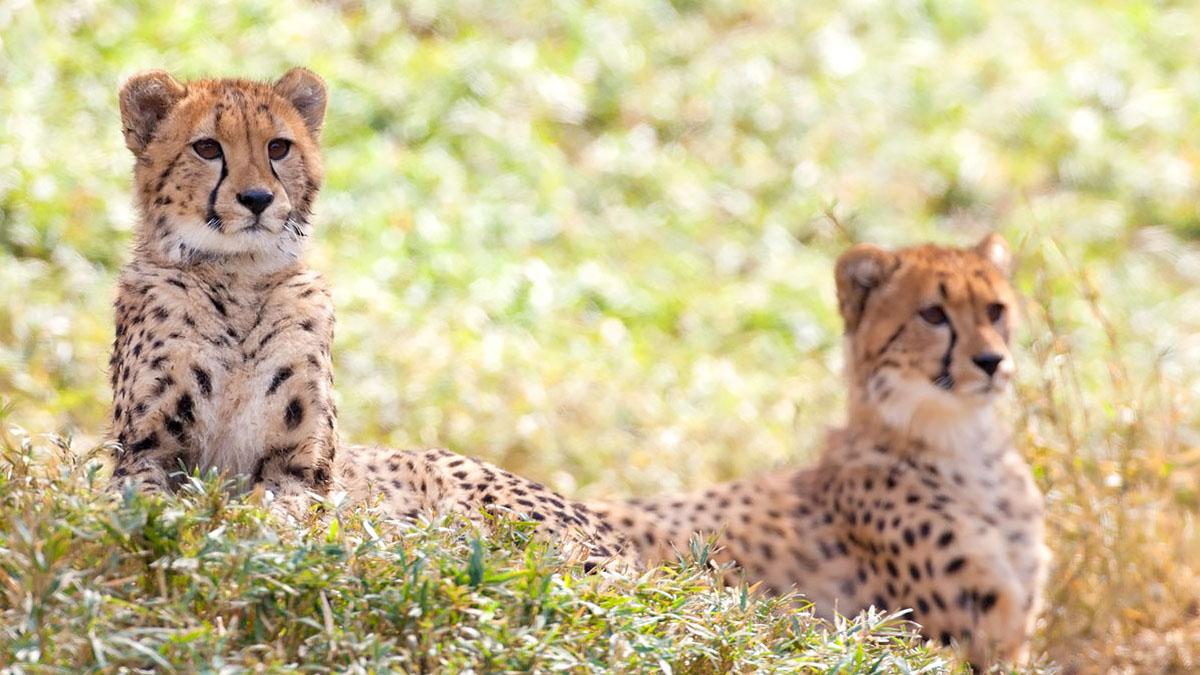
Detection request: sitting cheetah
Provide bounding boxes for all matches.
[107,69,635,568]
[590,235,1049,666]
[109,67,337,505]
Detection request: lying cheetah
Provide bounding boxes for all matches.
[590,235,1049,666]
[107,69,634,568]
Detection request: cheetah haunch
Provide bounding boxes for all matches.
[591,235,1049,665]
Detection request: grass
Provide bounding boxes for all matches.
[2,0,1199,671]
[0,431,954,672]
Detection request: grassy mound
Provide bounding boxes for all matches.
[0,431,959,672]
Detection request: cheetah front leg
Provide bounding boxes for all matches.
[252,433,337,519]
[917,550,1030,667]
[238,275,338,518]
[109,344,213,496]
[108,370,211,497]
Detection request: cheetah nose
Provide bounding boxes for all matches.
[971,352,1004,377]
[236,189,274,215]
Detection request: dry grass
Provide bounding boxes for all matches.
[1014,234,1200,672]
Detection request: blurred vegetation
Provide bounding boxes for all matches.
[1,0,1198,671]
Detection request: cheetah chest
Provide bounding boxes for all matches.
[122,267,334,481]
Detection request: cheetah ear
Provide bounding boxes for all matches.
[274,67,327,138]
[974,233,1013,277]
[835,243,897,333]
[119,70,187,156]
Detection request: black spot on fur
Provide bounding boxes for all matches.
[192,366,212,397]
[151,375,174,397]
[208,294,227,317]
[267,366,293,395]
[176,394,194,423]
[129,433,159,453]
[979,591,998,613]
[945,557,967,575]
[164,417,185,441]
[931,591,946,611]
[284,398,304,430]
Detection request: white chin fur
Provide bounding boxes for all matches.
[158,217,307,271]
[872,371,1000,453]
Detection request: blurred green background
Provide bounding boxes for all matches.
[2,0,1198,669]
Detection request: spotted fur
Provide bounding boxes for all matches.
[590,235,1048,666]
[334,446,639,570]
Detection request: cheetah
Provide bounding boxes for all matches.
[107,69,634,568]
[109,68,337,507]
[590,235,1049,666]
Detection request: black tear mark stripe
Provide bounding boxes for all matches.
[933,315,957,390]
[206,158,228,228]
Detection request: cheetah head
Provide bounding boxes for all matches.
[835,234,1018,445]
[119,68,326,270]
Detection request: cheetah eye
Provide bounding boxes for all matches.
[192,138,222,160]
[267,139,292,161]
[918,305,949,326]
[986,302,1005,323]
